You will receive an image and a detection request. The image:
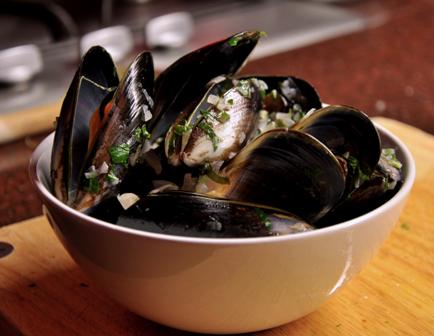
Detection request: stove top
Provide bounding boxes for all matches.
[0,0,370,115]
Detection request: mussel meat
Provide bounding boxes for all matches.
[165,77,261,167]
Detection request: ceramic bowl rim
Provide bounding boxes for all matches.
[29,122,416,245]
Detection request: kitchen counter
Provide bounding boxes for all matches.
[0,0,433,227]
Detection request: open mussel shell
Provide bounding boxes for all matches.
[107,192,313,238]
[74,51,155,210]
[292,105,381,192]
[316,148,403,226]
[150,31,265,140]
[87,51,154,152]
[165,77,261,167]
[51,46,119,205]
[217,129,346,223]
[242,76,322,113]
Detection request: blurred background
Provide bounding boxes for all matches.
[0,0,433,225]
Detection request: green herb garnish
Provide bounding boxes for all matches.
[228,35,242,46]
[203,163,229,184]
[174,120,191,136]
[347,155,370,188]
[382,148,402,169]
[87,176,100,194]
[227,98,234,105]
[134,124,151,141]
[106,169,119,184]
[218,111,230,123]
[109,143,130,165]
[255,208,272,230]
[200,108,214,120]
[199,120,220,151]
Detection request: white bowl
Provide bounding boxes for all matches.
[29,123,415,334]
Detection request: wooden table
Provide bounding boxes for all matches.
[0,117,433,335]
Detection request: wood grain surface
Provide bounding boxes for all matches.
[0,102,60,145]
[0,117,433,335]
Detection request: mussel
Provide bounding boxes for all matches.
[208,129,346,223]
[292,105,381,195]
[88,192,313,238]
[52,48,154,210]
[316,147,403,226]
[238,75,322,133]
[51,46,119,206]
[74,51,154,210]
[244,76,321,113]
[150,31,265,140]
[165,77,261,167]
[50,31,403,238]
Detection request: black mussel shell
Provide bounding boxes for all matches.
[316,147,403,226]
[110,192,313,238]
[74,51,154,210]
[51,46,119,205]
[219,129,346,223]
[242,76,322,113]
[292,105,381,193]
[150,31,264,140]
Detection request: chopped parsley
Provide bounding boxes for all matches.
[200,108,214,120]
[203,163,229,184]
[196,107,230,150]
[87,176,100,194]
[347,155,370,188]
[133,124,151,141]
[227,98,234,105]
[109,143,130,165]
[106,169,119,184]
[200,108,230,123]
[382,148,402,169]
[174,120,191,136]
[255,208,273,230]
[228,35,242,46]
[218,111,230,123]
[199,120,220,151]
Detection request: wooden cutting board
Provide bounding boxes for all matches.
[0,102,60,145]
[0,117,433,336]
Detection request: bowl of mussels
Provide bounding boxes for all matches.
[30,31,415,333]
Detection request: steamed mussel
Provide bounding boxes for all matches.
[51,31,404,238]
